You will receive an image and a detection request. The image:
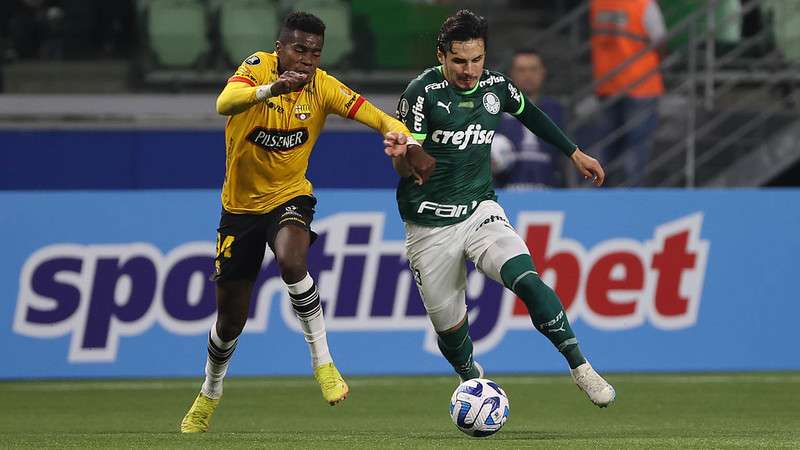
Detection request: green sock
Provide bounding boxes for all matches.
[500,254,586,369]
[437,318,480,380]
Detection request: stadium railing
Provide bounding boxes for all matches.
[531,0,800,187]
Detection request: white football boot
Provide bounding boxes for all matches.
[570,362,616,407]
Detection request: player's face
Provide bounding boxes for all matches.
[275,30,323,80]
[510,53,545,98]
[437,39,486,90]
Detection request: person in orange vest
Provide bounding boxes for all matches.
[590,0,666,186]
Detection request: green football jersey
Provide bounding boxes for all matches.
[396,66,526,226]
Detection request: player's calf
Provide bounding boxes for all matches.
[499,254,587,369]
[436,316,483,381]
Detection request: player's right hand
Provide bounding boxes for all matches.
[271,71,309,96]
[570,148,605,187]
[405,144,436,185]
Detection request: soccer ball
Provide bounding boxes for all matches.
[449,378,510,437]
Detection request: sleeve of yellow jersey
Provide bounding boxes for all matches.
[321,73,412,138]
[216,53,270,114]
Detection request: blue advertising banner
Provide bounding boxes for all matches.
[0,130,392,190]
[3,189,799,379]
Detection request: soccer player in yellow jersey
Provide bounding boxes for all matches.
[180,12,435,433]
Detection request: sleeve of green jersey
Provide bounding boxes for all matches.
[503,79,577,157]
[396,79,429,142]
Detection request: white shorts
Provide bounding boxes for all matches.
[404,200,530,332]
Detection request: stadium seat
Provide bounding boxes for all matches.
[291,0,353,68]
[764,0,800,62]
[219,0,279,65]
[351,0,448,69]
[136,0,150,15]
[715,0,742,45]
[146,0,209,67]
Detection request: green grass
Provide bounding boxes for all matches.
[1,372,798,449]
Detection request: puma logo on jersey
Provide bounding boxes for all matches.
[436,101,452,113]
[429,124,495,150]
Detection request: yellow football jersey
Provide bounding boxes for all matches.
[218,51,409,214]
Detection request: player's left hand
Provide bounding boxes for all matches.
[570,148,605,187]
[383,132,436,185]
[383,131,408,157]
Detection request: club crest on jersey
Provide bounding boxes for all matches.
[483,92,501,114]
[244,54,261,65]
[294,104,311,121]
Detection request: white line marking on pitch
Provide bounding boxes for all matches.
[2,374,798,391]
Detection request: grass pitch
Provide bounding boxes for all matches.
[1,372,798,449]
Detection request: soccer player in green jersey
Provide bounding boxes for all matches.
[387,9,615,407]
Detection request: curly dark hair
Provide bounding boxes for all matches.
[279,11,326,41]
[437,9,488,54]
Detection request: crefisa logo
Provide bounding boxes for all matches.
[14,212,709,363]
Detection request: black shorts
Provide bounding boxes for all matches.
[213,195,318,282]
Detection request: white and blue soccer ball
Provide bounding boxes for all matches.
[449,378,510,437]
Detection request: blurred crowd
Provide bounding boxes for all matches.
[1,0,796,187]
[0,0,135,62]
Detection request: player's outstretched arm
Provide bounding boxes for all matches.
[322,76,435,184]
[216,71,308,116]
[512,96,604,186]
[347,96,437,185]
[513,97,577,157]
[216,82,260,116]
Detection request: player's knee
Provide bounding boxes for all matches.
[439,314,468,335]
[216,318,245,341]
[277,257,306,281]
[499,253,537,290]
[214,279,253,340]
[514,271,546,293]
[275,250,307,281]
